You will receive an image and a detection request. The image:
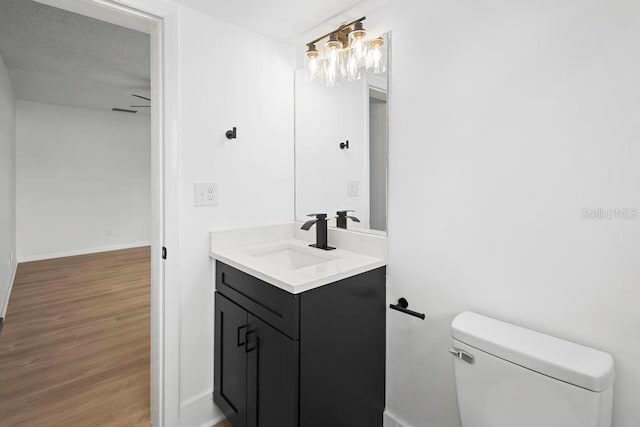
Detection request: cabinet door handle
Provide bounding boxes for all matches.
[237,325,248,347]
[245,330,258,353]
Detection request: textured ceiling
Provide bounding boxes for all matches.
[0,0,150,114]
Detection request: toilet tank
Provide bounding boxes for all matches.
[450,312,615,427]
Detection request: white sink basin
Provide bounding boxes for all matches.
[210,224,387,294]
[247,243,336,270]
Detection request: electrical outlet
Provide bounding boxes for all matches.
[347,180,360,197]
[8,251,13,264]
[106,229,113,237]
[195,183,219,206]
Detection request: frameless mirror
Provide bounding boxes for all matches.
[295,33,389,235]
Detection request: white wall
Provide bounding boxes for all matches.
[176,7,295,426]
[364,0,640,426]
[0,51,16,318]
[295,68,370,227]
[16,101,150,261]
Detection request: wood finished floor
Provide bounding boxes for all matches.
[0,247,151,426]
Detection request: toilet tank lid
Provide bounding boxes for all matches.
[451,312,615,392]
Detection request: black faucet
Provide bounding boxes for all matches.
[336,210,360,229]
[301,213,336,251]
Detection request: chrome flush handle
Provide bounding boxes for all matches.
[449,348,475,364]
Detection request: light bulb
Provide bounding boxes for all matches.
[305,44,321,81]
[366,36,386,74]
[348,21,368,60]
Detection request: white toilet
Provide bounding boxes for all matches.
[450,312,615,427]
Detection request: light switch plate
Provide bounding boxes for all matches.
[195,182,219,206]
[347,180,360,197]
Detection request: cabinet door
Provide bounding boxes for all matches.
[247,314,299,427]
[214,293,249,427]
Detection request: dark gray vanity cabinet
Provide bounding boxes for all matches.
[214,293,298,427]
[213,261,386,427]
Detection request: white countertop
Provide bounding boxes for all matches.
[209,223,387,294]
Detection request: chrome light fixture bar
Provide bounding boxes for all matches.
[305,16,386,86]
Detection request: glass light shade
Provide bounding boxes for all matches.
[341,48,362,81]
[323,37,343,87]
[366,37,386,74]
[305,49,321,81]
[322,57,339,87]
[348,28,368,60]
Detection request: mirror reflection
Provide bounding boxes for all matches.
[295,33,389,234]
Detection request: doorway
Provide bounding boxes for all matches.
[369,87,388,232]
[0,0,179,425]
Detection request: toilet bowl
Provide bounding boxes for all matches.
[450,312,615,427]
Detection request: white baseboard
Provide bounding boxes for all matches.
[179,390,224,427]
[200,414,226,427]
[384,410,409,427]
[181,395,397,427]
[18,242,151,263]
[1,260,18,319]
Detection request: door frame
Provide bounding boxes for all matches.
[32,0,181,425]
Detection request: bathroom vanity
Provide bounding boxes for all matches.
[210,224,387,427]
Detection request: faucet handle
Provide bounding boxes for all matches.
[336,210,360,222]
[307,213,327,220]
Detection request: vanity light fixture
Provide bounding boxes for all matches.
[305,17,386,86]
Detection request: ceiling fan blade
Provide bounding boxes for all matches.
[129,105,151,108]
[112,108,137,114]
[132,94,151,101]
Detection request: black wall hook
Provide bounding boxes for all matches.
[225,127,237,140]
[389,298,425,320]
[339,140,349,149]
